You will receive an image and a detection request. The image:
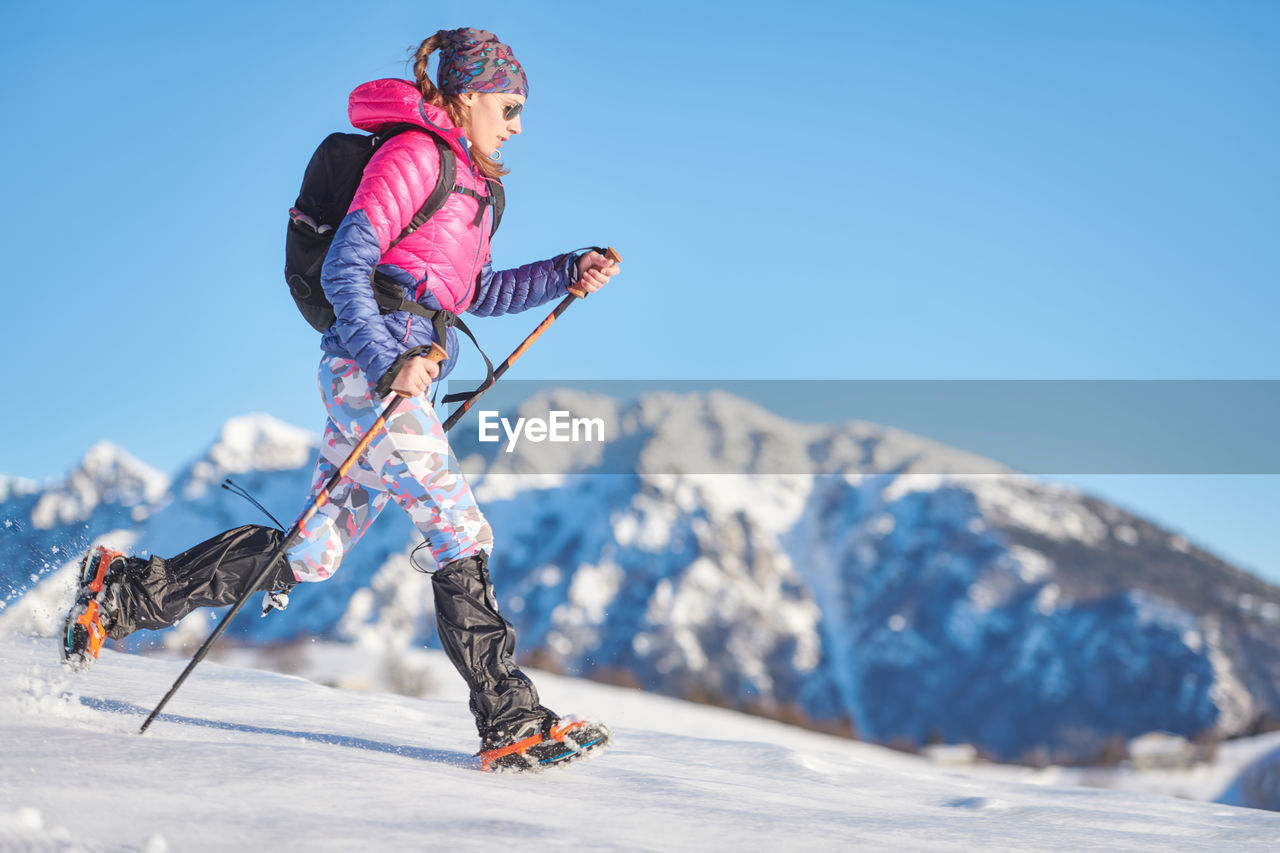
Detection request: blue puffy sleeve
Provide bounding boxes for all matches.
[319,209,406,384]
[320,134,442,387]
[467,252,581,317]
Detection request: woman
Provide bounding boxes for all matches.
[62,27,620,773]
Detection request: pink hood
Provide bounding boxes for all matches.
[348,79,471,165]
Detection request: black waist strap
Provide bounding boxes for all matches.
[375,278,494,404]
[407,303,494,405]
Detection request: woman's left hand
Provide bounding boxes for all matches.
[576,251,621,294]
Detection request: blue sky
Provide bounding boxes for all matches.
[1,1,1277,580]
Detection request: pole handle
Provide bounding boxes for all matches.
[568,246,622,299]
[384,343,447,399]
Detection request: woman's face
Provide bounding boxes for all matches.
[460,92,525,158]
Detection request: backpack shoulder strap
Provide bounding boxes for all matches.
[487,179,505,238]
[385,131,456,253]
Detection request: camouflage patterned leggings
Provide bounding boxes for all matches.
[284,355,493,582]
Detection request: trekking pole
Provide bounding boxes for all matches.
[441,246,621,433]
[139,344,448,734]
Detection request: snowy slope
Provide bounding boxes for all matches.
[2,638,1278,853]
[4,394,1280,765]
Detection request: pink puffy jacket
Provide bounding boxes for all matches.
[319,79,579,388]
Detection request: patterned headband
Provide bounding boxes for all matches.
[436,27,529,97]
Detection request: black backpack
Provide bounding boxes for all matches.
[285,123,505,332]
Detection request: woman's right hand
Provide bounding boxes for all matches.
[388,355,440,397]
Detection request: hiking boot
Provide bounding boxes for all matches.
[61,546,130,670]
[478,714,613,773]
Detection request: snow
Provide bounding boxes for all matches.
[968,477,1110,546]
[208,414,317,473]
[181,414,317,500]
[2,531,140,639]
[30,441,169,530]
[0,475,39,503]
[2,637,1278,852]
[1008,544,1054,583]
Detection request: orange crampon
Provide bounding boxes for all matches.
[478,716,612,772]
[62,546,126,669]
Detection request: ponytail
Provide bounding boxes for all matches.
[410,34,508,180]
[412,33,445,104]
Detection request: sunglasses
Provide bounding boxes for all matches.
[502,102,523,121]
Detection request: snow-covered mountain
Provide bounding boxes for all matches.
[3,394,1279,765]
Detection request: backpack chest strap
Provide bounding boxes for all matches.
[454,186,494,228]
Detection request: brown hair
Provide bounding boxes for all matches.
[412,33,508,180]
